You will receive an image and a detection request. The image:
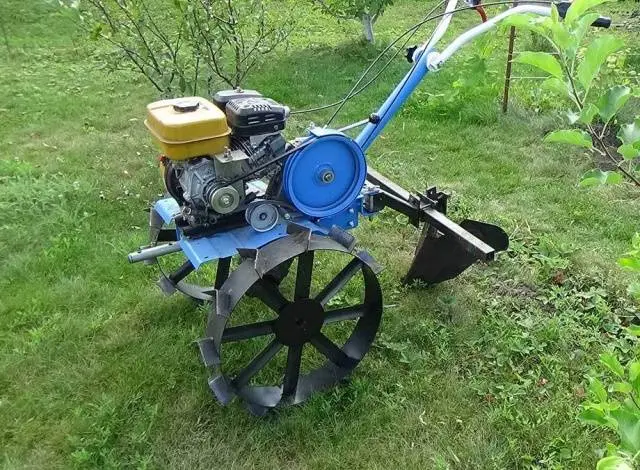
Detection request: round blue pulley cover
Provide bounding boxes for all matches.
[283,130,366,218]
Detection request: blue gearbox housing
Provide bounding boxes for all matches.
[283,128,367,218]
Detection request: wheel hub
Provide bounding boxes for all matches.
[274,298,324,346]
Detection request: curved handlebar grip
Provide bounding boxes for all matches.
[555,2,611,28]
[591,16,612,28]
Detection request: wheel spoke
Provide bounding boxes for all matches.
[295,251,314,300]
[215,257,232,290]
[250,278,289,313]
[324,304,366,324]
[310,333,357,368]
[168,260,195,285]
[222,320,275,343]
[233,339,283,388]
[315,258,362,306]
[282,345,303,399]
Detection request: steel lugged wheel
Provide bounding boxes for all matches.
[197,232,383,415]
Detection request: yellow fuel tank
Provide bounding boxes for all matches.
[145,97,231,160]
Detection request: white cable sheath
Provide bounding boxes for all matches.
[412,0,459,62]
[427,5,552,70]
[428,0,460,50]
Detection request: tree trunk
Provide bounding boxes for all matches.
[361,13,374,43]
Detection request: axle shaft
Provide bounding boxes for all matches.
[128,242,182,263]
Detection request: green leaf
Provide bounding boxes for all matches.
[577,35,625,91]
[618,144,640,161]
[551,3,560,23]
[568,111,580,124]
[601,353,625,378]
[618,256,640,270]
[572,13,604,48]
[545,129,593,148]
[603,172,623,185]
[579,407,609,426]
[559,13,603,61]
[579,103,600,124]
[628,361,640,385]
[598,86,632,124]
[596,455,634,470]
[540,15,573,50]
[611,407,640,453]
[629,326,640,337]
[617,118,640,146]
[589,377,609,401]
[611,382,633,394]
[542,77,571,98]
[514,51,564,79]
[502,14,547,35]
[566,0,613,25]
[580,406,620,429]
[605,442,620,456]
[580,169,623,187]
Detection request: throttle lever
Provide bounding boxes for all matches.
[465,0,488,22]
[555,2,611,28]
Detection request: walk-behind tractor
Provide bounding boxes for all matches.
[128,0,610,415]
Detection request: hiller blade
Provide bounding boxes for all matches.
[404,219,508,285]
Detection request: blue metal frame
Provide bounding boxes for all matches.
[155,199,321,268]
[154,184,378,268]
[356,50,429,152]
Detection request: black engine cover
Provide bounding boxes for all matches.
[226,97,287,137]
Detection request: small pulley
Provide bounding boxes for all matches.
[210,186,240,214]
[246,202,280,232]
[283,130,366,218]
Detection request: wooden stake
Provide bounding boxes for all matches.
[502,25,517,113]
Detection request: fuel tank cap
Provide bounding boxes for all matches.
[172,99,200,113]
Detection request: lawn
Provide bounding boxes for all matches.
[1,0,639,468]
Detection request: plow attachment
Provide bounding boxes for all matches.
[365,167,509,285]
[406,218,509,284]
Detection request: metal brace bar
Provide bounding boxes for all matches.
[367,168,415,203]
[422,207,494,261]
[367,167,495,261]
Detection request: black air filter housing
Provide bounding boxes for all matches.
[226,97,287,137]
[213,89,262,110]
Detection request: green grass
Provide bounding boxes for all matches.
[1,0,639,468]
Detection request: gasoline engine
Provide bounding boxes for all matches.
[127,0,610,415]
[153,91,290,233]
